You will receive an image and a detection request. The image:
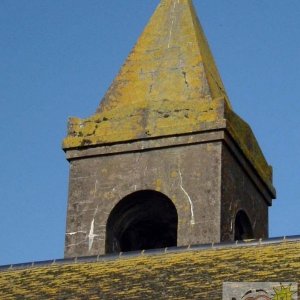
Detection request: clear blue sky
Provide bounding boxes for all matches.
[1,0,300,265]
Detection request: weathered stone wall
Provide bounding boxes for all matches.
[221,143,269,242]
[65,140,222,258]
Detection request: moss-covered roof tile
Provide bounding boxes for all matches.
[1,239,299,299]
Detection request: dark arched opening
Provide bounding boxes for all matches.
[234,210,254,241]
[106,190,178,253]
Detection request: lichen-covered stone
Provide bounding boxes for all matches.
[63,0,229,151]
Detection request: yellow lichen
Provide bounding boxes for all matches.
[171,171,177,178]
[155,179,162,191]
[0,241,299,299]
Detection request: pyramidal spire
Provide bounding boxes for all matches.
[64,0,232,149]
[98,0,230,113]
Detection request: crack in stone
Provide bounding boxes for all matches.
[88,218,99,252]
[66,231,86,236]
[179,169,195,225]
[182,71,189,87]
[88,203,100,252]
[168,1,177,48]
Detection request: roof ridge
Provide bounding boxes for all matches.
[2,235,299,272]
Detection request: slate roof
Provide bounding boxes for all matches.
[1,236,299,299]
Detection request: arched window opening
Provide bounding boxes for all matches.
[106,190,178,254]
[234,210,254,241]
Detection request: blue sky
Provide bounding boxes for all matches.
[0,0,300,265]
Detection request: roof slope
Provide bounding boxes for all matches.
[1,238,299,299]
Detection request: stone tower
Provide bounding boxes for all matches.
[63,0,276,258]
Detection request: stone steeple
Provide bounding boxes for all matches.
[63,0,275,258]
[63,0,230,147]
